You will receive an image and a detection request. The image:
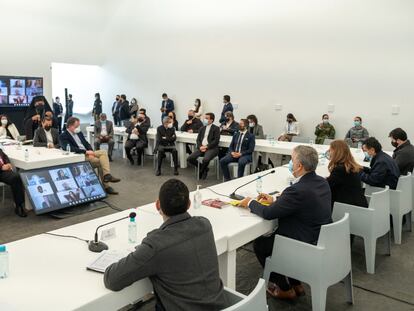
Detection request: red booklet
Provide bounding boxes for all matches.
[202,199,228,209]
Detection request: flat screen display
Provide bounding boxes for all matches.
[0,75,43,107]
[20,161,107,215]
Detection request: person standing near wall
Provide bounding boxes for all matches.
[53,96,64,133]
[219,95,233,124]
[92,93,102,122]
[112,95,121,126]
[160,93,175,122]
[118,94,130,126]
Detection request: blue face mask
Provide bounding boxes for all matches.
[354,121,361,127]
[202,119,208,126]
[364,151,372,160]
[288,160,294,173]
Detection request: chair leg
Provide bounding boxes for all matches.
[406,211,412,232]
[310,284,327,311]
[386,231,392,256]
[216,158,220,180]
[262,258,272,284]
[196,161,200,180]
[392,214,403,244]
[364,237,377,274]
[343,271,354,305]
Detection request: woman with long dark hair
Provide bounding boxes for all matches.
[194,98,203,118]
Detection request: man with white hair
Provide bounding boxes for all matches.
[239,145,332,300]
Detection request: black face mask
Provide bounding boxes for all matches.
[36,105,45,114]
[138,117,144,122]
[188,115,193,119]
[391,141,398,148]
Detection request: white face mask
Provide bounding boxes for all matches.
[249,122,255,128]
[1,119,7,126]
[167,123,173,129]
[74,127,81,134]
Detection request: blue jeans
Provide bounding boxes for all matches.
[220,153,252,181]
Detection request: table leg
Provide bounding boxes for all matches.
[218,249,236,289]
[177,142,187,169]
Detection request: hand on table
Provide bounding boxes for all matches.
[188,129,193,133]
[257,193,274,205]
[238,197,252,209]
[47,143,54,149]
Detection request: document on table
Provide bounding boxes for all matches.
[87,249,131,273]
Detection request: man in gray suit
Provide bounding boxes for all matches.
[94,113,115,161]
[104,179,228,311]
[33,116,60,148]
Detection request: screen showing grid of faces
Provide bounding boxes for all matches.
[20,162,106,214]
[0,75,43,107]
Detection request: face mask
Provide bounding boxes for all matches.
[1,119,7,126]
[288,160,294,173]
[188,115,194,119]
[364,151,372,160]
[100,119,106,123]
[391,141,398,148]
[287,119,292,123]
[249,122,255,128]
[138,117,144,122]
[323,119,329,124]
[202,119,209,126]
[167,123,173,129]
[44,125,51,131]
[36,105,45,114]
[74,127,81,134]
[354,121,361,127]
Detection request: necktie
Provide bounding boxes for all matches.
[235,133,243,153]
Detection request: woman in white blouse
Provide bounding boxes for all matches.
[278,113,300,141]
[193,98,203,118]
[0,114,20,140]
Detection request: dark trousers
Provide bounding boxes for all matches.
[157,146,178,169]
[220,154,252,181]
[0,170,25,206]
[187,148,218,173]
[253,233,301,291]
[94,138,115,156]
[125,139,146,163]
[113,114,120,126]
[57,117,63,133]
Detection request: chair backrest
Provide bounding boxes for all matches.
[291,136,311,143]
[396,173,412,214]
[317,213,351,284]
[368,186,390,237]
[222,279,267,311]
[323,138,334,145]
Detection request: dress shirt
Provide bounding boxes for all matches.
[70,132,86,150]
[202,124,212,146]
[45,129,53,145]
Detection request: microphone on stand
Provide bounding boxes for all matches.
[229,170,276,200]
[88,212,137,253]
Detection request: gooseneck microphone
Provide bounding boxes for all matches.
[88,212,137,253]
[229,170,276,200]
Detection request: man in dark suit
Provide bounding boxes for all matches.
[33,117,60,148]
[104,179,228,311]
[220,119,255,181]
[94,113,115,161]
[0,149,26,217]
[180,109,203,133]
[124,109,151,165]
[360,137,400,189]
[118,94,130,126]
[53,96,64,133]
[238,145,332,300]
[219,95,233,124]
[111,95,121,126]
[160,93,174,122]
[389,128,414,175]
[154,116,179,176]
[59,117,120,195]
[187,113,221,180]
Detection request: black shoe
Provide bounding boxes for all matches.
[174,169,179,176]
[201,168,209,180]
[108,155,113,162]
[104,174,121,183]
[128,158,134,165]
[15,204,27,217]
[105,186,119,195]
[155,170,161,176]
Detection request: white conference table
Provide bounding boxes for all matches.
[0,168,279,311]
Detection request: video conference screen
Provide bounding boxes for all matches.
[0,75,43,107]
[20,161,107,215]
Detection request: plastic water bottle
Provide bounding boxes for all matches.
[66,144,71,155]
[357,141,362,152]
[24,149,29,161]
[194,185,202,209]
[128,215,137,244]
[0,245,9,279]
[256,176,263,194]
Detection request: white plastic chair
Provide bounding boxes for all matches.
[221,278,268,311]
[332,186,391,274]
[365,173,413,244]
[226,162,252,180]
[263,214,353,311]
[196,156,220,180]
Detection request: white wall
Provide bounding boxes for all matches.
[101,0,414,146]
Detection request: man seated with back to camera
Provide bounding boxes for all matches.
[388,128,414,176]
[59,117,120,195]
[33,116,60,148]
[359,137,400,190]
[104,179,228,311]
[154,116,179,176]
[220,119,255,181]
[238,145,332,300]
